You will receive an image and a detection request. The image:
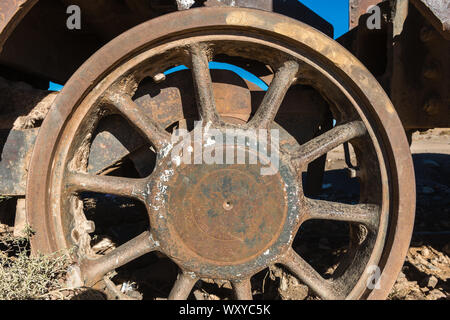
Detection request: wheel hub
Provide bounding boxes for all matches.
[170,165,287,263]
[147,138,300,278]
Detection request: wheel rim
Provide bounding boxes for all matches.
[26,7,415,300]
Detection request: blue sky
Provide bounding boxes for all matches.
[299,0,349,38]
[49,1,348,91]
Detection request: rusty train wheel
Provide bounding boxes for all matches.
[26,8,415,300]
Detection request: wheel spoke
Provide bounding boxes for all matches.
[247,61,299,129]
[189,44,220,124]
[232,279,253,300]
[306,199,380,231]
[82,231,158,286]
[292,121,366,166]
[66,172,148,202]
[105,94,171,152]
[168,272,198,300]
[280,248,342,300]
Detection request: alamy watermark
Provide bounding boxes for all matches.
[66,5,81,30]
[366,5,382,30]
[169,121,280,176]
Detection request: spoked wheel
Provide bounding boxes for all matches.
[26,8,415,300]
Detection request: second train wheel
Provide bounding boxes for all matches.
[26,7,415,300]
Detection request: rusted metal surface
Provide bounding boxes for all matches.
[232,280,253,300]
[25,8,415,300]
[390,1,450,130]
[0,128,38,196]
[168,272,198,300]
[342,0,450,130]
[0,0,332,85]
[410,0,450,40]
[0,0,421,301]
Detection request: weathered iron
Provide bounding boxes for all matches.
[23,7,415,301]
[341,0,450,131]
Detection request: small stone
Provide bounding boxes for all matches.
[391,278,413,299]
[420,287,429,293]
[397,271,407,280]
[421,247,431,258]
[280,275,289,292]
[415,254,430,266]
[153,73,166,83]
[193,290,205,300]
[430,258,440,266]
[423,275,438,289]
[427,289,446,300]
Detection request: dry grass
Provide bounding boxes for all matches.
[0,226,73,300]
